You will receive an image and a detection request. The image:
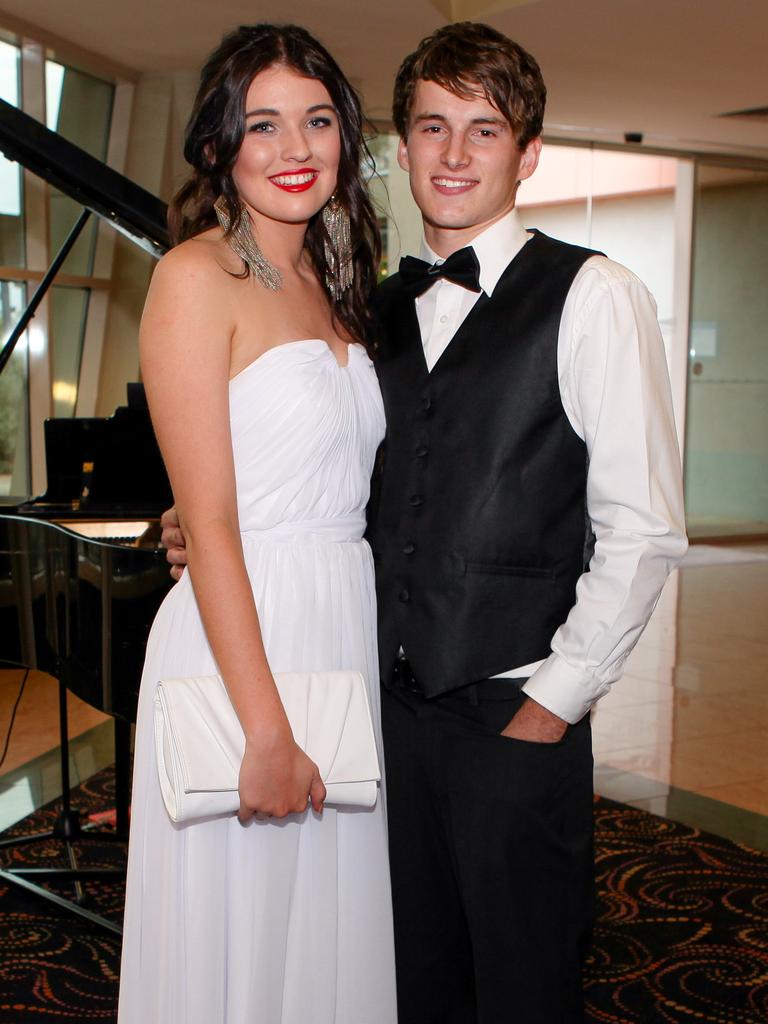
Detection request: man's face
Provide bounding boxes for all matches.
[397,79,541,252]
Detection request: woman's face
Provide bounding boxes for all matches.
[231,64,341,226]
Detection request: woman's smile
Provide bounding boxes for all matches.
[268,168,320,192]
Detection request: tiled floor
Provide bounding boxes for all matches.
[1,543,767,848]
[592,544,768,850]
[0,670,108,777]
[0,672,114,831]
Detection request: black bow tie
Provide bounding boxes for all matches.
[399,247,482,298]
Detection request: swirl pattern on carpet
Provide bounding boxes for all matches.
[0,770,124,1020]
[587,799,768,1023]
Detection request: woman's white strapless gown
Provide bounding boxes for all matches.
[118,340,397,1024]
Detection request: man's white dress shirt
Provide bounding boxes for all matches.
[414,209,687,724]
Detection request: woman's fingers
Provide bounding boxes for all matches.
[309,771,327,813]
[164,537,186,559]
[238,774,325,821]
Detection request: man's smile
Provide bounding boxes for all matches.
[431,176,479,195]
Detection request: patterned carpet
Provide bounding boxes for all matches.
[0,771,767,1023]
[0,770,124,1022]
[588,801,768,1023]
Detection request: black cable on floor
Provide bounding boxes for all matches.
[0,661,31,770]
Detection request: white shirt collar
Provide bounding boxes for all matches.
[419,208,532,297]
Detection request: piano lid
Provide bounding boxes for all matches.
[0,97,169,258]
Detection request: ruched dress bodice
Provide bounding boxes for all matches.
[229,339,383,537]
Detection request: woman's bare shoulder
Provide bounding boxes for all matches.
[152,228,240,289]
[142,229,239,344]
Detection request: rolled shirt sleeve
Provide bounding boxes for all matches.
[521,256,688,724]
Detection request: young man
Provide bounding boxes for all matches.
[366,21,687,1024]
[163,21,686,1023]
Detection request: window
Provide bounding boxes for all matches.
[0,31,119,497]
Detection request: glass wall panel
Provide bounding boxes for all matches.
[517,144,591,247]
[518,145,678,357]
[0,38,24,267]
[367,133,422,278]
[684,166,768,536]
[0,35,119,493]
[0,279,29,495]
[41,61,113,416]
[364,136,390,279]
[50,285,90,417]
[46,59,114,276]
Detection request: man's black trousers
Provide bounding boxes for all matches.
[381,669,595,1024]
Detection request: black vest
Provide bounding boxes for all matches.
[368,231,598,697]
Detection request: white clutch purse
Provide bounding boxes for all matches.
[154,670,380,823]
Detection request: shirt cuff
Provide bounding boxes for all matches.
[521,653,611,725]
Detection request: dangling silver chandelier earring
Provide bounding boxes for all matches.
[214,195,282,292]
[322,194,353,301]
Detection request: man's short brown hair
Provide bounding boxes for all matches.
[392,22,546,149]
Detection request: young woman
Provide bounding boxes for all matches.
[118,25,396,1023]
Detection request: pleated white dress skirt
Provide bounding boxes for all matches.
[118,341,397,1024]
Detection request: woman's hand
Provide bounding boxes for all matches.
[237,727,327,822]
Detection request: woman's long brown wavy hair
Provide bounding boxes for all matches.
[169,24,380,349]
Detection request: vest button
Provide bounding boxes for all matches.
[408,494,423,507]
[402,542,415,555]
[421,396,432,411]
[414,445,428,458]
[398,588,410,602]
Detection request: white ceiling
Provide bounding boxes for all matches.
[3,0,768,159]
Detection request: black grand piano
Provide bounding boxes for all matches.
[0,98,173,934]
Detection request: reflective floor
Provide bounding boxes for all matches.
[0,674,114,833]
[1,542,767,848]
[592,543,768,850]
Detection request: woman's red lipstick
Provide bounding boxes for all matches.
[268,168,319,192]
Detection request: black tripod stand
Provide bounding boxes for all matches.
[0,673,130,937]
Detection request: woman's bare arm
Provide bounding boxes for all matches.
[141,243,325,819]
